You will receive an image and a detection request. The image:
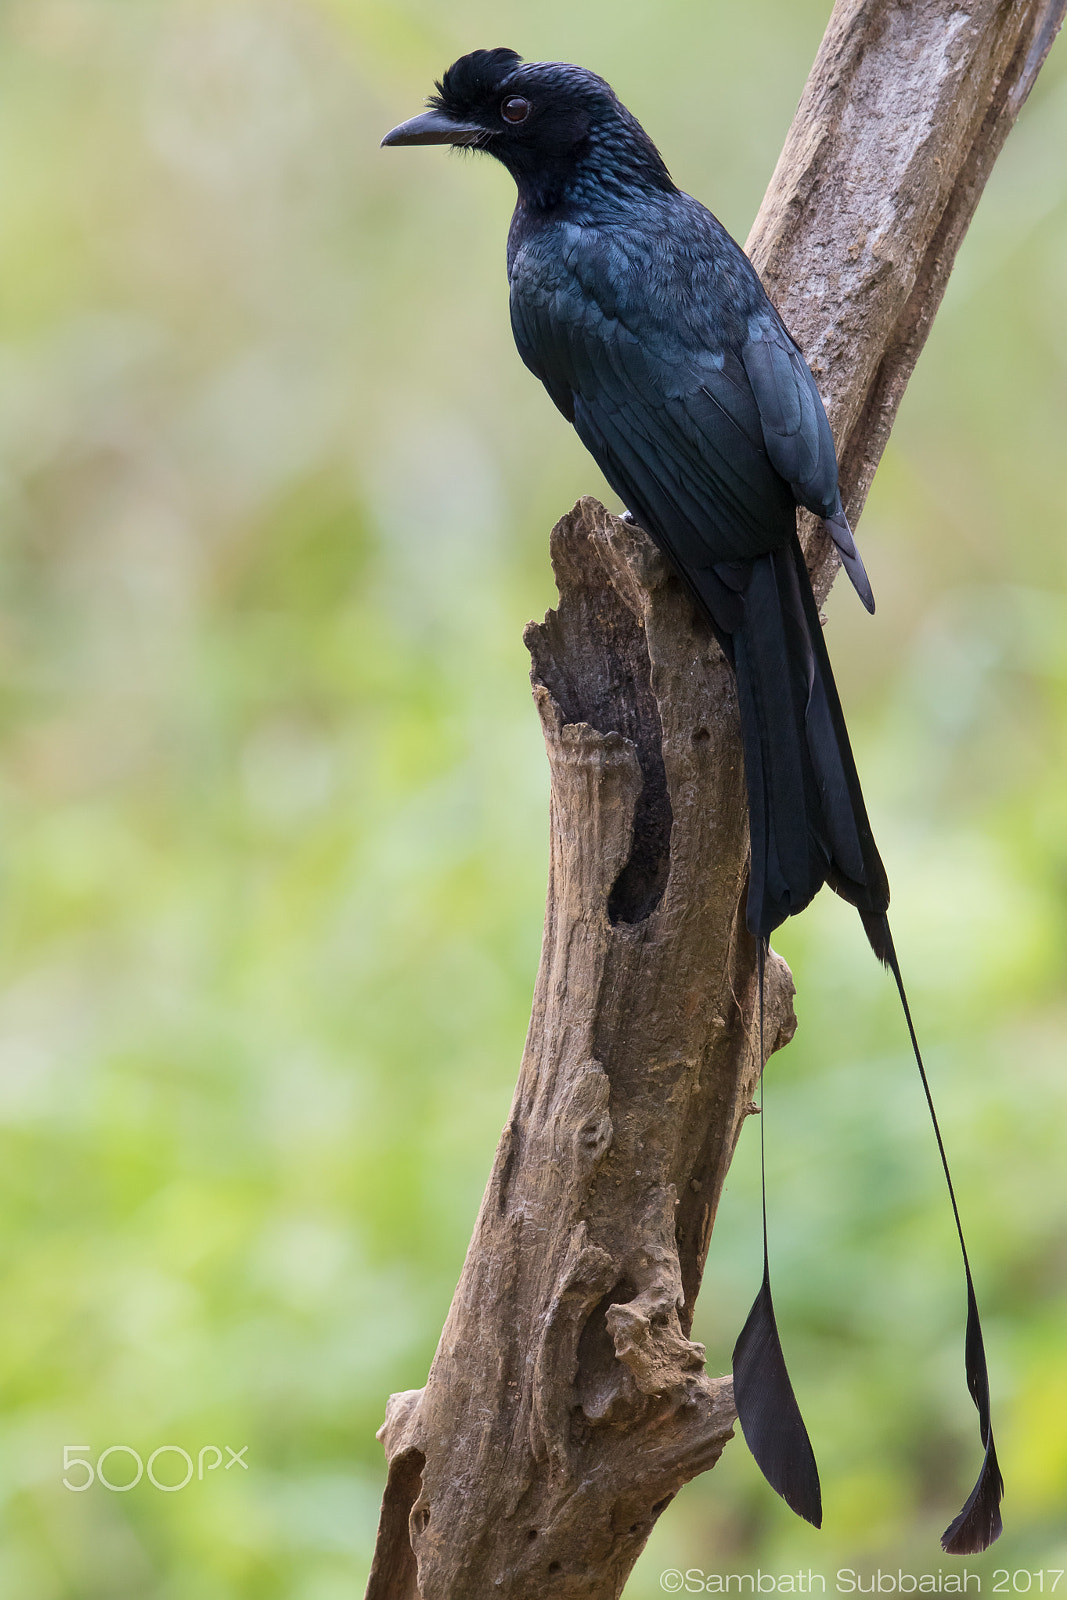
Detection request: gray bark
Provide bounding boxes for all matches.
[365,3,1065,1596]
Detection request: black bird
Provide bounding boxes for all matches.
[382,48,1002,1554]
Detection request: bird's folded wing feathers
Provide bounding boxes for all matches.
[740,319,876,611]
[741,318,838,517]
[511,249,831,569]
[511,265,800,568]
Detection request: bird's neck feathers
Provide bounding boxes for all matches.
[507,111,677,218]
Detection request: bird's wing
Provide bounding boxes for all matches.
[740,315,838,518]
[742,316,875,613]
[510,234,799,573]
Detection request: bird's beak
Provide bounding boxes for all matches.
[380,109,485,148]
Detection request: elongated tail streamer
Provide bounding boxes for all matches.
[732,940,822,1527]
[864,914,1003,1554]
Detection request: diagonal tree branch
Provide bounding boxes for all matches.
[750,0,1066,596]
[365,3,1065,1596]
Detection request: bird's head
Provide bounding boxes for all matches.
[381,49,674,210]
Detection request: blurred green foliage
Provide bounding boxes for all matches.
[0,2,1064,1595]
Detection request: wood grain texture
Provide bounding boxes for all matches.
[366,3,1064,1595]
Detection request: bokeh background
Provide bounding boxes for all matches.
[0,1,1065,1594]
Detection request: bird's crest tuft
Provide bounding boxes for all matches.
[431,48,522,117]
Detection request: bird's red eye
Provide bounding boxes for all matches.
[501,96,530,124]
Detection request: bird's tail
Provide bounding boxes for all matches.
[718,537,1003,1552]
[868,913,1004,1554]
[729,532,889,944]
